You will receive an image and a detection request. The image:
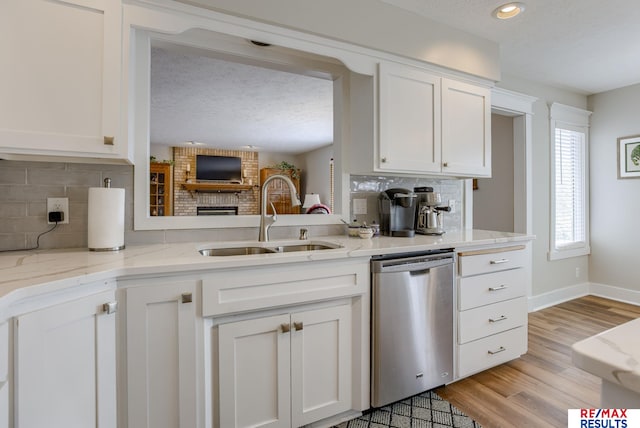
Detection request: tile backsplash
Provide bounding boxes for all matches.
[349,175,464,231]
[0,160,464,251]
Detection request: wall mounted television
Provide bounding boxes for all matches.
[195,155,242,183]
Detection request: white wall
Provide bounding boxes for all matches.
[474,114,514,232]
[180,0,500,81]
[497,74,589,297]
[588,84,640,292]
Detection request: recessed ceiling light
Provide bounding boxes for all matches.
[184,140,204,146]
[492,2,525,19]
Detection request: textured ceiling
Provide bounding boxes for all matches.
[150,46,334,153]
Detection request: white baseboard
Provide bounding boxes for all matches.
[528,282,640,312]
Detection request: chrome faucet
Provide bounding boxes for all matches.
[259,174,301,242]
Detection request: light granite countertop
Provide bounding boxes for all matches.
[572,318,640,395]
[0,229,533,318]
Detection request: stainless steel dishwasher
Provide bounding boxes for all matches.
[371,250,454,407]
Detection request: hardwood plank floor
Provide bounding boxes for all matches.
[436,295,640,428]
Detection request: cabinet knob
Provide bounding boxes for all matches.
[443,162,449,167]
[103,136,115,146]
[293,321,304,331]
[381,157,387,163]
[181,292,193,304]
[281,323,291,333]
[102,301,118,314]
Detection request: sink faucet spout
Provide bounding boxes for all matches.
[259,174,301,242]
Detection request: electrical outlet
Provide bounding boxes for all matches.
[448,199,456,213]
[47,197,69,224]
[353,198,367,215]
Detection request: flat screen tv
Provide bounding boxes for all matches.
[195,155,242,183]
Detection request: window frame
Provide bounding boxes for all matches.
[549,103,592,261]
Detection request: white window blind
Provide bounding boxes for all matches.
[549,103,591,260]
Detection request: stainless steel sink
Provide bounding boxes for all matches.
[198,247,276,256]
[198,241,342,256]
[271,243,340,252]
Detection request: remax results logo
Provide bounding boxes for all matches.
[568,409,640,427]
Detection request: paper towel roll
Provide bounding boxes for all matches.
[88,187,125,251]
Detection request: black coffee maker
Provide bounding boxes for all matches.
[378,188,417,237]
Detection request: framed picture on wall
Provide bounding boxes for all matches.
[617,135,640,178]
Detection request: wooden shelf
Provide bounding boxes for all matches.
[182,181,254,196]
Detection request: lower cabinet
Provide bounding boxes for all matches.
[218,303,352,428]
[126,281,200,428]
[456,245,530,379]
[13,290,117,428]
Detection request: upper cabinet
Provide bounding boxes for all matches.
[0,0,129,163]
[441,78,491,177]
[352,61,492,178]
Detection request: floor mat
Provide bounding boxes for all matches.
[333,390,481,428]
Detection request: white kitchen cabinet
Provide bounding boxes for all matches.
[373,62,492,177]
[218,303,353,428]
[456,245,529,378]
[378,61,441,174]
[441,78,491,177]
[0,0,129,162]
[126,281,200,428]
[13,290,117,428]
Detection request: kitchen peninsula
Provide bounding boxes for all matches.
[0,230,533,428]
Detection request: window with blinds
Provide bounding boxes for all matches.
[549,103,591,260]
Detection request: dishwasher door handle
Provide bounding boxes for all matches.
[374,257,453,274]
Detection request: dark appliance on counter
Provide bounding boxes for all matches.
[378,188,417,237]
[195,155,242,183]
[414,186,451,235]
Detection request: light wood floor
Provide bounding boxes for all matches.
[436,295,640,428]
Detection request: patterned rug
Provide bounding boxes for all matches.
[333,390,481,428]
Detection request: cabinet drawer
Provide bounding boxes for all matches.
[202,259,368,316]
[458,326,527,378]
[458,245,527,276]
[458,268,526,310]
[458,297,527,344]
[0,323,7,381]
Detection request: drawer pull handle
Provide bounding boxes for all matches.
[281,323,291,333]
[293,321,304,331]
[102,301,118,314]
[488,346,506,355]
[489,315,507,323]
[489,284,509,291]
[490,258,509,265]
[181,293,193,304]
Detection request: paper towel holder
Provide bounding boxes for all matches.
[88,177,126,252]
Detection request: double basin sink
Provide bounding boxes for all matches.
[198,240,342,257]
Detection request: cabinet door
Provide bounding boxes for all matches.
[0,0,125,161]
[378,62,441,174]
[291,305,352,427]
[441,79,491,177]
[14,290,117,428]
[126,282,198,428]
[218,314,291,428]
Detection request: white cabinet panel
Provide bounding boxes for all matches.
[458,327,527,378]
[441,78,491,177]
[458,246,527,276]
[0,0,127,162]
[14,290,116,428]
[218,314,292,428]
[126,282,199,428]
[458,297,527,344]
[378,62,441,174]
[218,303,353,428]
[458,268,526,310]
[291,305,352,427]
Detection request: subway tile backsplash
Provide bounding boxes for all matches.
[0,160,464,251]
[349,175,464,232]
